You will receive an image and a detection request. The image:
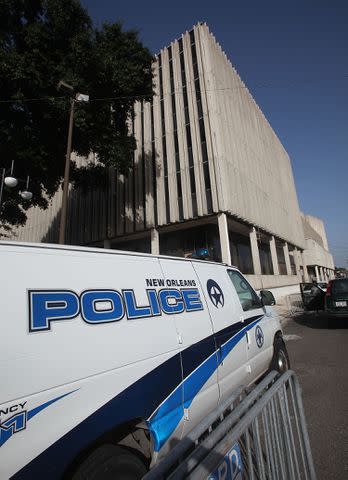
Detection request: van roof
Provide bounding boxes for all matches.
[0,240,237,268]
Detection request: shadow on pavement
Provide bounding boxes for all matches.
[293,312,348,330]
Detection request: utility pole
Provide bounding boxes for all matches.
[58,97,75,245]
[57,81,88,244]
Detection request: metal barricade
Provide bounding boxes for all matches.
[285,294,304,316]
[143,370,316,480]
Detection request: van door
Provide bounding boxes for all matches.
[227,269,273,381]
[158,259,219,437]
[192,263,248,403]
[1,247,184,474]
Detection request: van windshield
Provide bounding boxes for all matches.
[332,279,348,294]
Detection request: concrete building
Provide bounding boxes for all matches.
[10,23,334,296]
[302,214,335,282]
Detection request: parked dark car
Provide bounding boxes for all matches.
[300,282,326,311]
[325,278,348,319]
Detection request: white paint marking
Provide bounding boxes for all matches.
[283,334,302,341]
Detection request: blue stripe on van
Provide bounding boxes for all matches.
[12,315,263,480]
[0,391,78,449]
[148,316,262,451]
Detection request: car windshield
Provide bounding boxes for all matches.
[332,279,348,294]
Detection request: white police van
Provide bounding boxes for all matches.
[0,242,289,479]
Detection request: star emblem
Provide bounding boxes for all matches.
[207,279,224,308]
[210,286,223,307]
[255,326,264,348]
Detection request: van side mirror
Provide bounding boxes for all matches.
[260,290,276,306]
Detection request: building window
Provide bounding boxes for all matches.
[259,240,274,275]
[131,106,136,231]
[230,232,254,274]
[179,38,197,217]
[190,30,212,213]
[114,237,151,254]
[150,101,158,225]
[141,101,146,228]
[168,46,183,221]
[158,55,170,223]
[289,248,297,275]
[160,224,221,261]
[276,242,287,275]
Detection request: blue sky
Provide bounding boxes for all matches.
[82,0,348,267]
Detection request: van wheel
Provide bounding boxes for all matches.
[72,444,147,480]
[270,337,290,374]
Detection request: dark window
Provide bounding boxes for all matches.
[169,46,183,221]
[193,62,199,79]
[186,126,192,148]
[189,164,196,194]
[115,237,151,254]
[131,106,136,231]
[203,155,211,188]
[332,279,348,294]
[289,250,297,275]
[160,223,221,262]
[178,38,183,53]
[184,105,190,125]
[259,241,274,275]
[276,243,287,275]
[179,45,196,212]
[197,98,203,118]
[191,40,212,213]
[227,270,262,311]
[159,54,170,223]
[230,232,254,274]
[150,102,157,225]
[141,102,146,228]
[199,119,206,143]
[189,30,195,45]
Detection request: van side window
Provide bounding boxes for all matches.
[227,270,262,311]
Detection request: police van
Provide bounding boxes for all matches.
[0,242,289,479]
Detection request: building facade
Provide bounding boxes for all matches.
[10,23,334,293]
[302,214,335,282]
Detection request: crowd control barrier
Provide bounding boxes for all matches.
[143,370,316,480]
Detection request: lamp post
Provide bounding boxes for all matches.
[0,160,18,206]
[57,81,89,244]
[1,161,34,208]
[0,161,33,230]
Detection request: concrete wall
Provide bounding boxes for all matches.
[198,24,305,249]
[301,212,334,272]
[303,214,329,250]
[245,273,301,291]
[302,238,335,269]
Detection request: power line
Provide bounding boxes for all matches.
[0,96,67,104]
[0,77,346,105]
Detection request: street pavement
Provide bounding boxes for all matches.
[282,312,348,480]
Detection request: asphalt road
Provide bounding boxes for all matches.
[283,313,348,480]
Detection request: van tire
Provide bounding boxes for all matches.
[71,444,147,480]
[270,337,290,374]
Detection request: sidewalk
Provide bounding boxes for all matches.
[273,303,302,326]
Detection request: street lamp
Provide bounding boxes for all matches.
[20,176,33,201]
[3,160,18,188]
[57,81,89,244]
[0,161,33,217]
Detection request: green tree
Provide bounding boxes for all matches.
[0,0,153,227]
